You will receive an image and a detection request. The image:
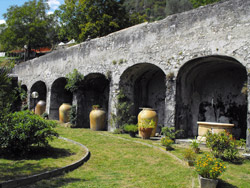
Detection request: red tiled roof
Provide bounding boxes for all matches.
[11,47,51,53]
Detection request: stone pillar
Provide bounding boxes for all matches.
[46,86,51,115]
[247,72,250,150]
[164,73,176,129]
[107,80,119,131]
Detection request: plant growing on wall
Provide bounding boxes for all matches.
[65,69,84,92]
[69,105,77,127]
[110,89,136,130]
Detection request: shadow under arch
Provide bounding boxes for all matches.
[175,55,247,138]
[77,73,110,128]
[30,81,47,110]
[50,77,73,120]
[119,63,166,129]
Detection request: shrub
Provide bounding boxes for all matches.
[0,110,58,156]
[124,124,138,133]
[205,131,239,161]
[195,154,226,179]
[190,139,200,149]
[184,148,196,161]
[161,127,182,140]
[161,136,174,149]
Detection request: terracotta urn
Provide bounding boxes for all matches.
[138,108,158,137]
[89,107,106,131]
[59,103,72,123]
[35,100,46,115]
[139,127,153,139]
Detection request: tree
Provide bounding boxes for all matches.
[0,65,17,119]
[189,0,221,8]
[165,0,193,16]
[56,0,131,42]
[0,0,57,58]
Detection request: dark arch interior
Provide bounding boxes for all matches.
[176,56,247,138]
[30,81,47,110]
[77,73,110,128]
[50,77,73,120]
[119,63,166,129]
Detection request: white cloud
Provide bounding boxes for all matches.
[47,11,54,15]
[48,0,61,10]
[0,20,6,24]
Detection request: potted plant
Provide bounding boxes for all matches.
[161,136,174,150]
[138,119,155,139]
[195,154,226,188]
[184,148,196,166]
[190,138,200,153]
[124,124,138,137]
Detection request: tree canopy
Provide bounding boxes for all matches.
[0,0,57,54]
[56,0,133,42]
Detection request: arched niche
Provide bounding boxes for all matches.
[50,77,73,120]
[30,81,47,110]
[77,73,110,128]
[119,63,166,129]
[176,56,247,138]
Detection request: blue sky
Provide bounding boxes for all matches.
[0,0,64,24]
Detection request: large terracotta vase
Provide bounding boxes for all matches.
[89,108,106,131]
[59,103,72,123]
[138,108,158,137]
[139,127,153,139]
[35,100,46,115]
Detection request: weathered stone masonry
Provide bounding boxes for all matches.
[13,0,250,147]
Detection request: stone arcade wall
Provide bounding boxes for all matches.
[13,0,250,146]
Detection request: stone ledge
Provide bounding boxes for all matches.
[0,137,90,188]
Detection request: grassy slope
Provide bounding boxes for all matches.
[2,126,250,187]
[28,127,198,188]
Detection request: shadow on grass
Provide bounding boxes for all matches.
[0,146,74,182]
[218,179,238,188]
[0,146,73,160]
[23,177,84,188]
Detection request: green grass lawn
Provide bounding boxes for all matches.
[26,127,199,188]
[0,137,86,182]
[2,126,250,188]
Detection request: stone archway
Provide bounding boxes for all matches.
[50,77,73,120]
[176,56,247,138]
[30,81,47,110]
[119,63,166,130]
[77,73,110,128]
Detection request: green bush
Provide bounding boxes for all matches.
[205,131,239,161]
[0,110,58,155]
[161,136,174,149]
[161,127,182,140]
[124,124,138,133]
